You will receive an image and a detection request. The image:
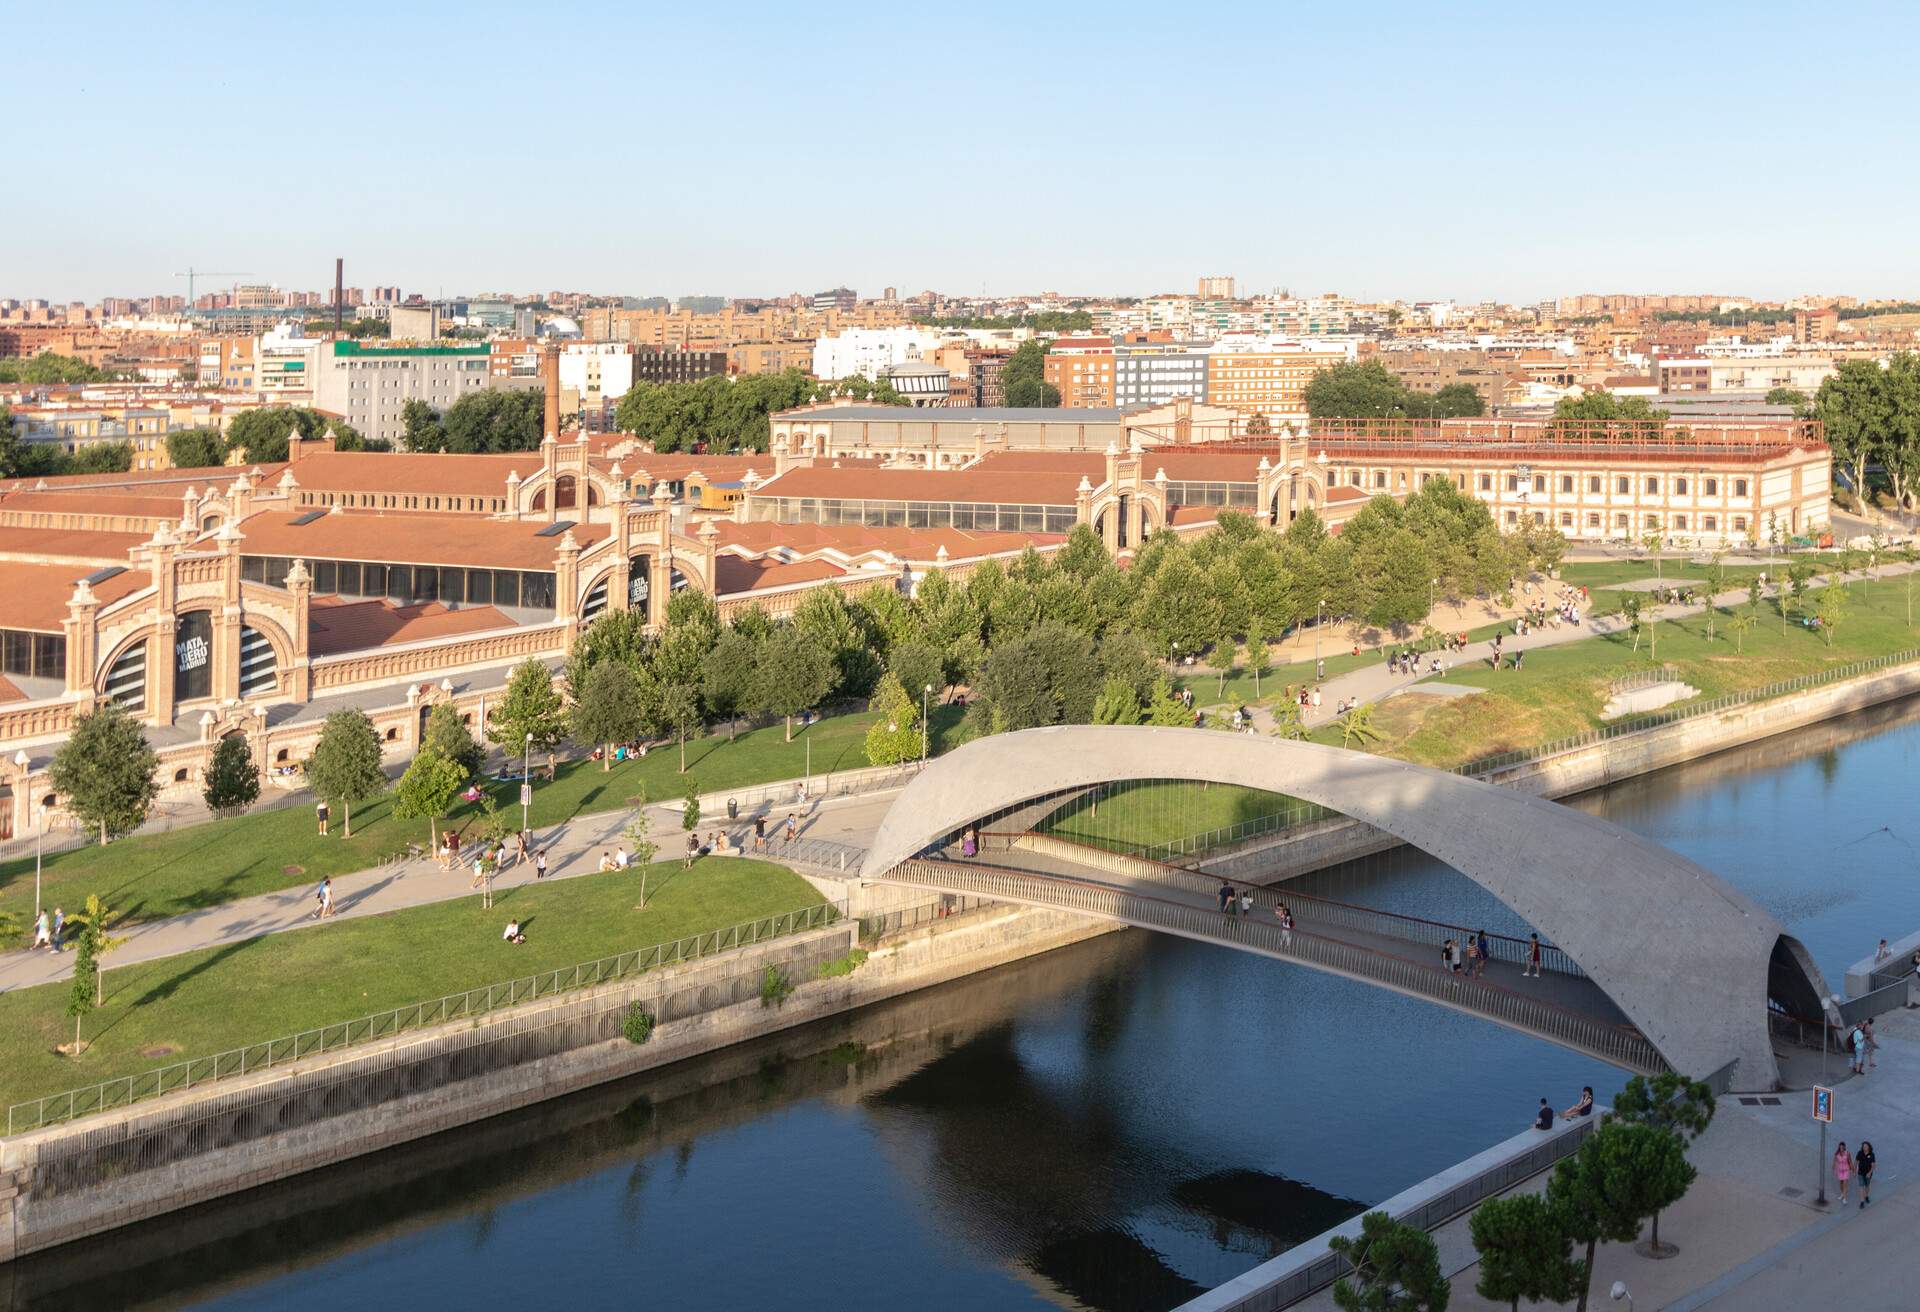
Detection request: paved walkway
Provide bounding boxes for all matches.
[0,790,899,996]
[1256,559,1917,730]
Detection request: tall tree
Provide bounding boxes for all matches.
[752,626,834,740]
[392,746,467,847]
[165,427,228,469]
[702,627,761,741]
[1001,339,1059,407]
[490,659,567,755]
[399,398,445,452]
[1609,1073,1715,1257]
[863,672,922,765]
[440,389,545,453]
[304,708,386,837]
[1328,1210,1450,1312]
[1091,674,1143,725]
[1305,361,1414,419]
[1470,1193,1584,1312]
[658,682,702,772]
[50,704,160,845]
[571,660,648,771]
[1548,1121,1695,1312]
[422,701,483,776]
[1810,358,1896,500]
[201,734,260,815]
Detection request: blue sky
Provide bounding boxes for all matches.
[8,1,1916,305]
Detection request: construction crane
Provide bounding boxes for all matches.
[173,267,256,307]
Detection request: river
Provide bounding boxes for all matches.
[12,699,1920,1312]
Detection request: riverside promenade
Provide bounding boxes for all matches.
[1275,1003,1920,1311]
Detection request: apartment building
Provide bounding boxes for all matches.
[1043,337,1117,406]
[726,341,814,375]
[1204,339,1354,419]
[1655,356,1837,394]
[1114,340,1210,407]
[311,341,496,443]
[812,327,940,381]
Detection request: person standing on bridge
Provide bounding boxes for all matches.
[1239,890,1253,918]
[1475,929,1491,977]
[1524,933,1542,978]
[1218,880,1235,916]
[1275,904,1293,943]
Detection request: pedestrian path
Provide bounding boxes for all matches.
[0,790,900,996]
[1246,560,1917,730]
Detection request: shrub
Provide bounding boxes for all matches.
[621,1002,656,1045]
[759,963,794,1008]
[817,948,869,979]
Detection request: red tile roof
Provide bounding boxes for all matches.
[713,519,1064,562]
[712,556,848,594]
[0,491,188,518]
[287,450,544,497]
[753,462,1085,506]
[0,673,24,704]
[0,561,150,632]
[237,509,608,570]
[0,526,146,563]
[308,597,515,656]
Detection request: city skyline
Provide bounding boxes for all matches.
[8,1,1917,304]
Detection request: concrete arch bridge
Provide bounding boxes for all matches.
[859,727,1832,1092]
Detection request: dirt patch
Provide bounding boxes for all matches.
[139,1044,179,1059]
[281,865,305,877]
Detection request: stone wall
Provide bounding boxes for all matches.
[0,895,1115,1265]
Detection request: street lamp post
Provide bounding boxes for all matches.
[10,750,38,919]
[921,684,933,764]
[1314,598,1325,665]
[521,731,533,839]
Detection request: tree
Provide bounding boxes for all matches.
[1246,625,1272,698]
[66,923,98,1054]
[1001,339,1059,407]
[490,658,566,755]
[1701,553,1727,641]
[887,640,945,710]
[416,702,478,777]
[970,622,1101,734]
[1640,530,1664,579]
[1813,582,1849,647]
[67,893,128,1014]
[1305,361,1413,419]
[1431,382,1486,418]
[1615,592,1644,653]
[682,781,701,834]
[1091,674,1143,725]
[304,708,386,837]
[1610,1073,1716,1257]
[50,704,160,845]
[702,627,760,741]
[1548,1120,1695,1312]
[1765,386,1808,410]
[570,659,647,771]
[1470,1193,1584,1312]
[1340,703,1382,751]
[659,682,702,772]
[753,626,834,740]
[1548,392,1669,428]
[439,389,545,453]
[165,427,228,469]
[1272,697,1307,740]
[0,404,22,478]
[223,407,323,464]
[1811,358,1897,501]
[201,734,260,815]
[1328,1210,1450,1312]
[863,673,922,765]
[400,398,444,452]
[1727,610,1756,652]
[625,796,660,906]
[392,746,467,848]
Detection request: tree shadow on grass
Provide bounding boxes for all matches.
[84,937,262,1044]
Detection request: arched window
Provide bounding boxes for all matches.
[173,610,213,703]
[582,576,609,622]
[554,475,577,510]
[104,639,148,712]
[239,625,278,697]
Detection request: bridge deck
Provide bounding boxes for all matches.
[883,843,1663,1075]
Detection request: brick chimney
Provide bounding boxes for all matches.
[541,343,561,442]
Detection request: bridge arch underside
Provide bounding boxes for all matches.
[862,727,1829,1092]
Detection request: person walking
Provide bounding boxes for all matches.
[315,799,330,837]
[1276,903,1293,944]
[1864,1017,1879,1069]
[1476,929,1491,978]
[313,878,332,920]
[1856,1141,1876,1208]
[754,814,767,851]
[1850,1024,1868,1075]
[684,833,699,869]
[1218,880,1235,915]
[783,812,797,844]
[49,906,63,953]
[31,909,50,952]
[1834,1141,1852,1204]
[1239,890,1254,918]
[534,847,548,880]
[1525,932,1542,978]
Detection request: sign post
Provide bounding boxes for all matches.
[1812,1085,1834,1205]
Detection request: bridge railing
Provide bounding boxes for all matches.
[1006,833,1586,979]
[895,859,1665,1075]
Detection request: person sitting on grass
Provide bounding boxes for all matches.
[502,919,525,945]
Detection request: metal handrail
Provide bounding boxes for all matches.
[896,859,1664,1074]
[1010,833,1585,978]
[7,900,846,1136]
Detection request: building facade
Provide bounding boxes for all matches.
[311,341,496,444]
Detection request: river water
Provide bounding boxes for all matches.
[13,700,1920,1312]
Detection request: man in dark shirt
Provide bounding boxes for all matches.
[1534,1099,1554,1131]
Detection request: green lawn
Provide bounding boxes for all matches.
[0,704,967,930]
[1036,780,1306,853]
[0,859,825,1111]
[1386,573,1920,768]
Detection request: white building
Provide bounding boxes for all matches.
[311,341,495,443]
[559,342,638,413]
[811,326,941,381]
